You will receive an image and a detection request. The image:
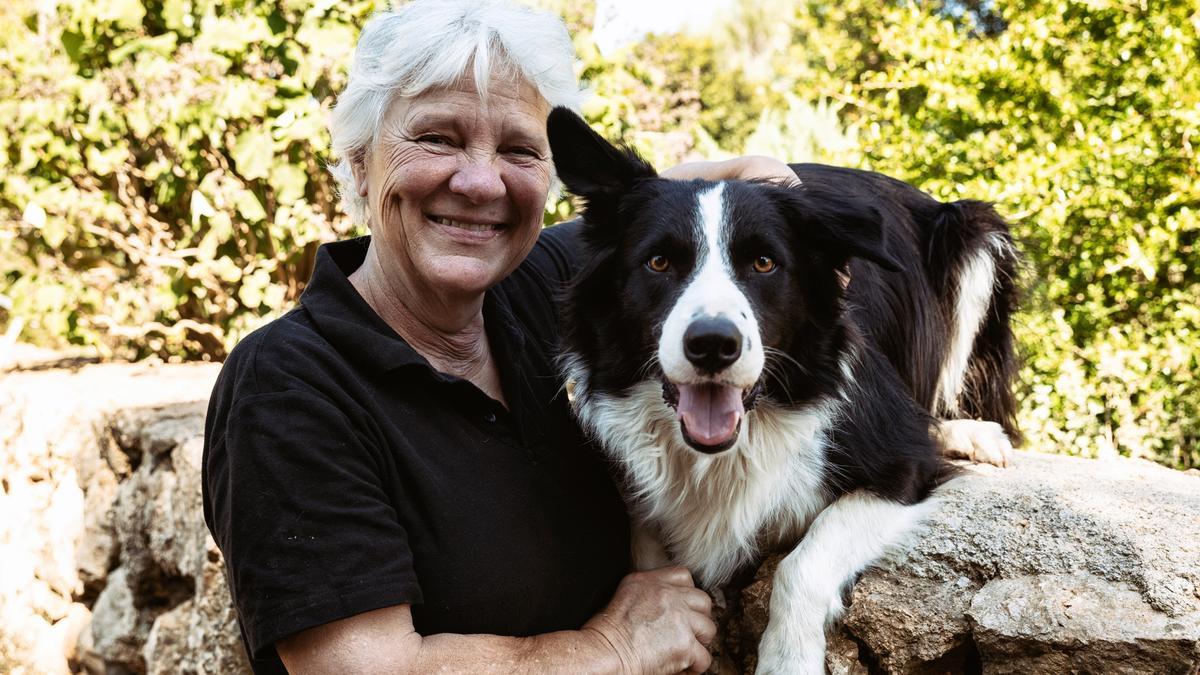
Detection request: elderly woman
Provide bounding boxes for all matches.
[203,1,790,673]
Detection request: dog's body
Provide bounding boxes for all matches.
[548,109,1019,673]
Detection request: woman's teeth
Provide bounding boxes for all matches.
[430,215,502,231]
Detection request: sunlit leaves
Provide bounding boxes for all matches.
[0,0,367,361]
[0,0,1195,466]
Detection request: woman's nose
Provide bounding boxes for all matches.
[448,161,506,204]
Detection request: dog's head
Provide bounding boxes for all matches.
[549,108,900,454]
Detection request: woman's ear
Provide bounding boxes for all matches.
[351,153,369,198]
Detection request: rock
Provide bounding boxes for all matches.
[5,352,1200,674]
[88,567,151,672]
[839,572,982,672]
[825,630,868,675]
[143,560,249,675]
[730,452,1200,673]
[54,603,92,671]
[72,612,105,675]
[0,356,224,673]
[968,573,1200,674]
[143,599,191,675]
[76,465,119,603]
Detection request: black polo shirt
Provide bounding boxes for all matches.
[202,222,630,674]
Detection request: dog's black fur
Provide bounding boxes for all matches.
[789,165,1022,442]
[547,106,1020,671]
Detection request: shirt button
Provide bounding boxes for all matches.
[484,412,497,423]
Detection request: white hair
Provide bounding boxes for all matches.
[328,0,583,225]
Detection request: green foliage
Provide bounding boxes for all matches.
[1,0,1196,469]
[774,0,1200,470]
[0,0,375,358]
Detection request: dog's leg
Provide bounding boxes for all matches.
[935,418,1014,467]
[630,518,672,571]
[755,492,934,675]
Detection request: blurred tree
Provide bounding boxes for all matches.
[747,0,1200,468]
[1,0,377,358]
[0,0,1196,468]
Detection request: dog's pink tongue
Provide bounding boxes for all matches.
[676,384,744,447]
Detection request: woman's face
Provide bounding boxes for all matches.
[355,69,552,301]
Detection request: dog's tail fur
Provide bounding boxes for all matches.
[924,200,1022,444]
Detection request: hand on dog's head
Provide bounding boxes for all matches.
[546,107,901,274]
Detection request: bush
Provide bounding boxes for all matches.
[1,0,376,358]
[778,0,1200,469]
[1,0,1195,469]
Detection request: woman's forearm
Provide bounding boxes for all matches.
[279,568,714,675]
[415,628,622,675]
[278,605,621,675]
[662,154,799,184]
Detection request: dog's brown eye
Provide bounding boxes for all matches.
[647,255,670,273]
[753,256,776,273]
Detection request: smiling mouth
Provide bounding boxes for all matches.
[428,214,508,232]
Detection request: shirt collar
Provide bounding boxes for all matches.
[300,236,526,377]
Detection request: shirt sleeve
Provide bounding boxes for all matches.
[204,387,422,659]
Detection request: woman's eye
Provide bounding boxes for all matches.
[505,146,542,159]
[646,255,670,273]
[416,134,451,146]
[753,256,777,273]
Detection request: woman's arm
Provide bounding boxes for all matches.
[661,154,800,185]
[277,567,715,675]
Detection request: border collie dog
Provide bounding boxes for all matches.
[547,108,1019,673]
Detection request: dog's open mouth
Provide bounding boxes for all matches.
[662,380,761,453]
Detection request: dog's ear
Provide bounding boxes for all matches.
[771,186,902,272]
[547,107,656,213]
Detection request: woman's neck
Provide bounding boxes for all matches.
[348,246,493,386]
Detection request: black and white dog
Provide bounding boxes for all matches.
[547,108,1020,673]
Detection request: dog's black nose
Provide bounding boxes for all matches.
[684,317,742,373]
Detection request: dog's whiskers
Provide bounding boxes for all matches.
[765,347,808,377]
[635,353,661,381]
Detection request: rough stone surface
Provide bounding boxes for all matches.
[4,350,1199,674]
[89,567,150,671]
[0,352,247,674]
[728,452,1200,674]
[968,573,1200,674]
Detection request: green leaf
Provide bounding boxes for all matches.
[101,0,147,29]
[231,128,274,181]
[268,162,307,205]
[161,0,192,34]
[40,216,68,248]
[108,33,178,64]
[190,190,216,226]
[61,31,85,64]
[233,190,267,222]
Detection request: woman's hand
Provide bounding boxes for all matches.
[582,566,716,675]
[277,568,715,675]
[662,155,799,187]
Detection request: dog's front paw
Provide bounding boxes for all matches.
[936,419,1014,467]
[755,624,825,675]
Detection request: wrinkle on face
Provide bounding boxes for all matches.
[353,66,552,331]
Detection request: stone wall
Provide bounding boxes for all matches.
[724,454,1200,674]
[2,352,1197,673]
[0,352,247,674]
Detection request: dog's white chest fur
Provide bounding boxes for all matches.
[566,368,836,588]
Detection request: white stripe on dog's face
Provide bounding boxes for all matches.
[658,183,764,388]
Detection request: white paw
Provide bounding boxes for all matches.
[937,419,1014,467]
